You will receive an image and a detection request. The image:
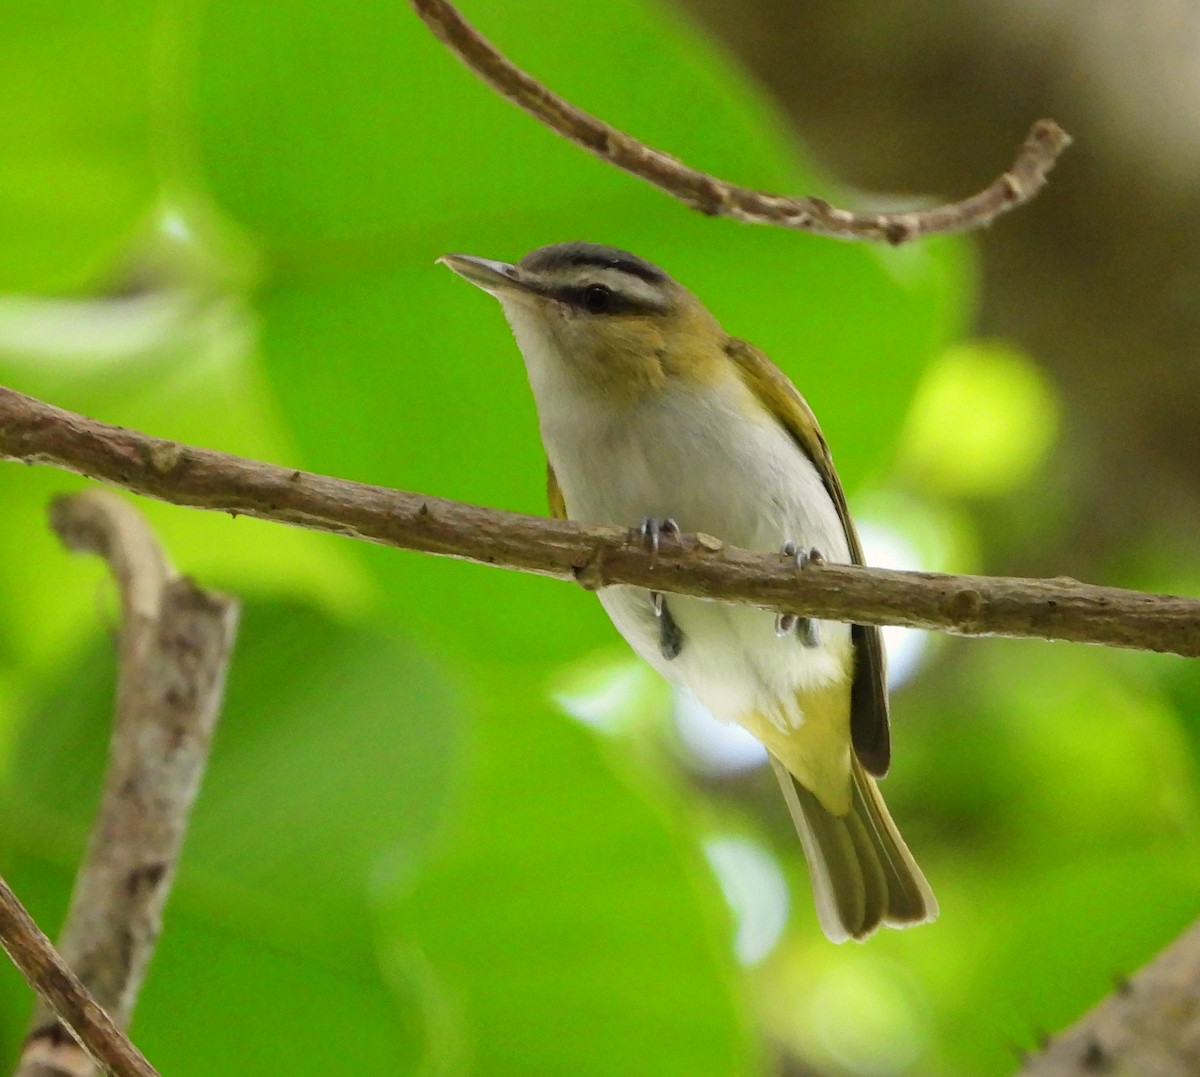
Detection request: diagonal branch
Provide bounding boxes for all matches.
[408,0,1071,244]
[1,384,1197,657]
[1014,918,1200,1076]
[0,873,158,1077]
[11,490,238,1077]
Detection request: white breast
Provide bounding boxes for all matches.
[505,304,853,727]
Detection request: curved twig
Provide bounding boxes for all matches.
[408,0,1071,244]
[49,491,173,624]
[11,491,238,1077]
[1,385,1197,657]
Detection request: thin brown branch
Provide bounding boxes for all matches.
[408,0,1071,244]
[1,385,1197,656]
[0,873,158,1077]
[14,491,238,1077]
[1014,918,1200,1077]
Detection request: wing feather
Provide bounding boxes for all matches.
[547,463,568,520]
[725,336,891,776]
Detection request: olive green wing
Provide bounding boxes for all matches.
[725,336,890,776]
[547,463,568,520]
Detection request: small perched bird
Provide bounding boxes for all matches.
[441,242,937,942]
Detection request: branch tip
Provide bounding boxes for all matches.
[407,0,1071,242]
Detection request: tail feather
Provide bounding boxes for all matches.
[851,760,935,924]
[844,801,889,930]
[770,755,938,943]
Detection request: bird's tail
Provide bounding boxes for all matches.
[770,755,938,943]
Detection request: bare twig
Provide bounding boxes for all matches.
[0,873,158,1077]
[408,0,1070,244]
[1,385,1196,656]
[13,490,238,1077]
[1015,919,1200,1077]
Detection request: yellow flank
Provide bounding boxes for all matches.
[567,301,731,402]
[547,463,568,520]
[738,678,854,816]
[655,304,730,385]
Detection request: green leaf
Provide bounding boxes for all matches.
[0,356,371,676]
[0,600,465,967]
[0,2,156,292]
[0,856,420,1075]
[184,0,800,253]
[0,608,755,1074]
[380,672,757,1077]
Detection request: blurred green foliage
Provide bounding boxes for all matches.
[0,2,1195,1076]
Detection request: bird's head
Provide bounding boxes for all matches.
[440,242,725,406]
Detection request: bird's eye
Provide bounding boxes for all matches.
[582,283,613,314]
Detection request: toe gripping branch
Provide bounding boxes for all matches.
[639,518,684,660]
[776,542,824,647]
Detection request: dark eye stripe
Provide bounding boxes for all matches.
[556,284,664,315]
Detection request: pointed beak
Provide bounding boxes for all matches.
[438,253,530,298]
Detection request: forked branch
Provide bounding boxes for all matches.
[8,491,238,1077]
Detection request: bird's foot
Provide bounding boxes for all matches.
[782,541,825,569]
[636,518,683,659]
[657,600,684,660]
[638,516,680,556]
[776,541,824,647]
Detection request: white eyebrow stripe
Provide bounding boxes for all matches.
[552,265,669,309]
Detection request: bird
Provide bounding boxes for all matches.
[440,241,937,942]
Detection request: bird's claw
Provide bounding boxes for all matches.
[778,541,824,647]
[634,519,684,657]
[639,516,680,555]
[782,541,824,570]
